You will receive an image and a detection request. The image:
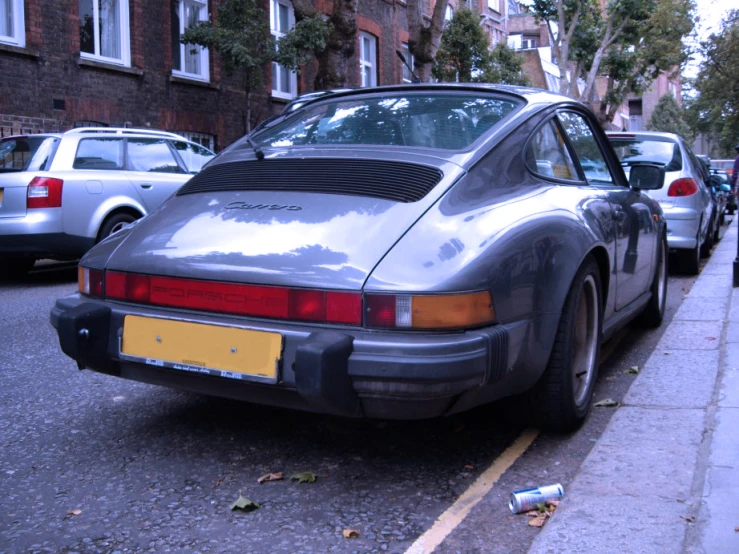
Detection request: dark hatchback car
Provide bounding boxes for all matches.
[51,85,667,431]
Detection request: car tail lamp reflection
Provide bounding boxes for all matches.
[78,267,103,297]
[365,291,495,330]
[27,177,64,209]
[667,178,698,197]
[100,270,363,325]
[78,268,495,330]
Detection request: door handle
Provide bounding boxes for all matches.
[140,183,153,189]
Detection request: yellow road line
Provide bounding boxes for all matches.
[404,428,539,554]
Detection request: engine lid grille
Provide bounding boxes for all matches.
[177,159,444,203]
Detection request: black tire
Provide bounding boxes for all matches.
[678,229,701,275]
[97,212,137,242]
[0,257,36,280]
[701,218,714,258]
[636,235,667,328]
[529,256,603,432]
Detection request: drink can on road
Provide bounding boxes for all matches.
[509,483,564,514]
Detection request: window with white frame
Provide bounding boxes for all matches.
[1,0,24,47]
[271,0,297,99]
[359,32,377,88]
[79,0,130,66]
[401,43,415,83]
[171,0,210,81]
[445,4,454,21]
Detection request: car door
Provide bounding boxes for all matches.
[125,138,190,211]
[557,110,657,310]
[62,136,135,240]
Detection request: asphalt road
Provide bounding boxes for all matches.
[0,237,713,553]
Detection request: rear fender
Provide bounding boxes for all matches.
[87,197,146,240]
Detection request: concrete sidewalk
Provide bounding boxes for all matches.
[528,218,739,554]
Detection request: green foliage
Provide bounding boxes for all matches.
[180,0,274,89]
[275,16,333,72]
[433,10,527,85]
[433,9,490,82]
[480,44,530,85]
[646,94,691,139]
[685,10,739,157]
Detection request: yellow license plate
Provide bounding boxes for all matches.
[121,315,282,382]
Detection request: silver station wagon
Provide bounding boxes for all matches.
[0,128,214,277]
[51,85,668,431]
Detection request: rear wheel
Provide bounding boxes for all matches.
[636,235,667,328]
[97,212,138,242]
[678,228,701,275]
[530,256,602,432]
[701,218,714,258]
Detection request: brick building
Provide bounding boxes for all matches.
[0,0,508,151]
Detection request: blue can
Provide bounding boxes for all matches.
[509,483,564,513]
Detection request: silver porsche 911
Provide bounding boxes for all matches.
[51,84,667,431]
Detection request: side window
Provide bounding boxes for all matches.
[73,138,125,170]
[127,139,184,173]
[171,141,214,173]
[525,120,579,180]
[557,111,614,184]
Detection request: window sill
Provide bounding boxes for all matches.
[78,57,144,76]
[170,75,219,89]
[0,42,40,58]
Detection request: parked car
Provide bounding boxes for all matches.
[711,169,736,215]
[0,128,214,277]
[51,85,667,432]
[711,159,735,179]
[607,131,716,274]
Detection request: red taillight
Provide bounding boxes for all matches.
[27,177,64,209]
[366,294,398,328]
[326,291,363,325]
[667,178,698,197]
[103,271,363,325]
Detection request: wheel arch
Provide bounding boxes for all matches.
[95,206,144,242]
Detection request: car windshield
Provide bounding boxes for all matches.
[609,137,683,172]
[0,136,59,172]
[248,92,521,150]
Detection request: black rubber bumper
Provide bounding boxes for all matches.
[51,297,511,419]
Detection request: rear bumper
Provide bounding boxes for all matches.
[50,295,528,419]
[664,208,700,250]
[0,211,93,258]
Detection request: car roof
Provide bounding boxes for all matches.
[287,83,574,107]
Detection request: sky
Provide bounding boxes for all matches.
[685,0,735,78]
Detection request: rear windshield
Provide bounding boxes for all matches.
[248,92,521,151]
[0,136,59,172]
[609,137,683,172]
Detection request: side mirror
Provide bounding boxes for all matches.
[720,183,732,193]
[629,163,665,190]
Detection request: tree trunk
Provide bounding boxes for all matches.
[406,0,449,82]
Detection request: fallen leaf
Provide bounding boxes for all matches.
[594,398,619,408]
[290,471,317,484]
[706,337,717,341]
[604,376,616,381]
[464,464,474,469]
[229,493,259,512]
[548,500,560,508]
[214,478,223,489]
[681,514,696,523]
[734,526,739,532]
[528,515,548,527]
[625,365,640,375]
[67,509,82,516]
[343,529,360,539]
[257,472,283,484]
